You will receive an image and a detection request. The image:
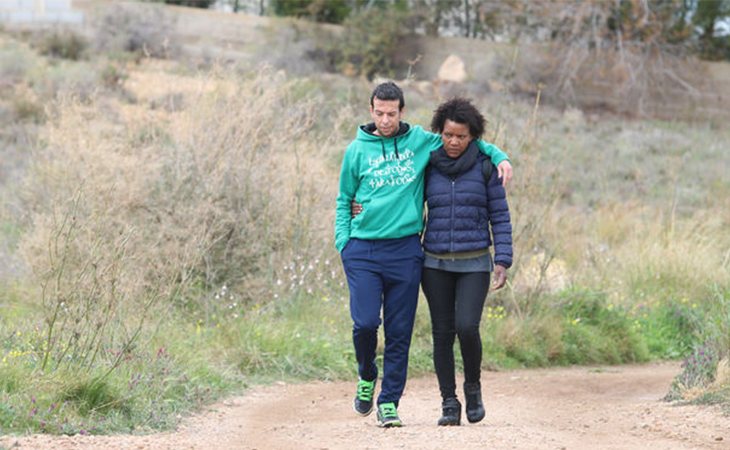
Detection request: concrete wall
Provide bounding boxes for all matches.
[0,0,83,24]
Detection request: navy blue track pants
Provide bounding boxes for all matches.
[340,235,424,406]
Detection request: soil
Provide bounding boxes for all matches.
[2,362,728,449]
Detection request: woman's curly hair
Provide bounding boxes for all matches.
[430,97,486,139]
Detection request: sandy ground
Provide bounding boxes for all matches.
[1,362,728,449]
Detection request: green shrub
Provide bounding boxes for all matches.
[12,96,45,123]
[99,63,127,89]
[225,293,353,381]
[633,297,705,359]
[665,343,719,401]
[60,377,127,417]
[94,3,179,59]
[486,289,650,368]
[164,0,215,8]
[37,30,87,60]
[271,0,351,24]
[0,315,240,434]
[0,42,38,83]
[30,61,98,100]
[329,5,421,79]
[665,288,730,401]
[555,289,649,364]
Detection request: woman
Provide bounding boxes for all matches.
[421,98,513,426]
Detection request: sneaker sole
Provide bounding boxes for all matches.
[377,419,402,428]
[437,420,461,426]
[376,414,402,428]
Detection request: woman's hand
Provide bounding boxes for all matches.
[492,265,507,290]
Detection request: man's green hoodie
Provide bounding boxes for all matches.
[334,122,508,252]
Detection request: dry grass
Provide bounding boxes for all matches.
[13,65,349,374]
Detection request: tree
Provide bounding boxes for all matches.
[270,0,352,24]
[164,0,216,8]
[693,0,730,60]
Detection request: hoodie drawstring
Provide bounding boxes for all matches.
[380,137,400,160]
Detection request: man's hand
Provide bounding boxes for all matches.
[497,160,513,187]
[492,265,507,290]
[351,200,363,218]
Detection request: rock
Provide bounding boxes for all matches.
[437,55,467,83]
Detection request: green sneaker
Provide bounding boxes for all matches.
[376,402,402,428]
[353,378,375,416]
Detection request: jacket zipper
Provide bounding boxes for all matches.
[450,178,455,255]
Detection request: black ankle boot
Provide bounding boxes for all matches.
[437,397,461,426]
[464,382,485,423]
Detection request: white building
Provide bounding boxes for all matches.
[0,0,83,24]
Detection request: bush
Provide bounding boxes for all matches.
[12,96,45,123]
[484,289,651,368]
[0,42,38,83]
[30,61,98,101]
[99,63,128,89]
[94,3,178,59]
[323,6,421,79]
[18,67,337,340]
[272,0,351,24]
[36,30,87,60]
[164,0,215,8]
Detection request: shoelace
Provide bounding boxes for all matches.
[357,381,374,400]
[379,403,397,418]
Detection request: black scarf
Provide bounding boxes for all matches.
[429,140,479,178]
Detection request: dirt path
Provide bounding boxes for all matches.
[2,362,727,449]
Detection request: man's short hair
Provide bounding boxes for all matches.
[370,81,405,110]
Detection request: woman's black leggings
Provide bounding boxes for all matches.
[421,267,490,401]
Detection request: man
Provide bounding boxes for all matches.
[334,81,512,427]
